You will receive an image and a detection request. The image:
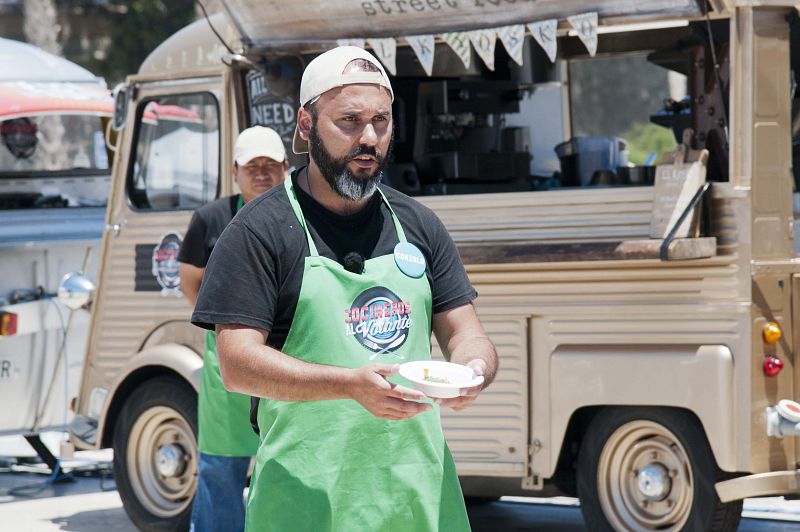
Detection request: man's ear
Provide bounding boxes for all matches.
[297,107,312,141]
[283,160,290,171]
[232,162,239,183]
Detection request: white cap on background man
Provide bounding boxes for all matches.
[234,125,286,165]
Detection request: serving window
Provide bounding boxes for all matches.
[246,20,728,200]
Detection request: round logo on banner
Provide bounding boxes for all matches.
[344,286,412,358]
[152,232,183,296]
[1,118,38,159]
[394,242,426,278]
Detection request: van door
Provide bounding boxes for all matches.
[73,75,228,527]
[78,76,227,441]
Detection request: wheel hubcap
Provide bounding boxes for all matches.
[126,405,196,518]
[597,420,693,530]
[156,444,187,478]
[637,463,671,501]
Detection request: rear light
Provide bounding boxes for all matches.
[763,322,782,344]
[764,355,784,377]
[0,311,17,336]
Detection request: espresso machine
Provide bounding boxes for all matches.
[413,80,532,194]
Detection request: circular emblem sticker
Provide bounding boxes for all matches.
[152,231,183,296]
[1,118,38,159]
[394,242,426,278]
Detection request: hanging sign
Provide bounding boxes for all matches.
[468,29,497,71]
[246,70,298,150]
[497,25,525,67]
[367,37,398,75]
[406,35,435,76]
[568,12,599,57]
[528,19,558,63]
[337,38,366,49]
[440,32,471,70]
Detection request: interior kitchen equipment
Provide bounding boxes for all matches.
[554,136,628,187]
[413,80,532,194]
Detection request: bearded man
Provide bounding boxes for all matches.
[192,46,498,532]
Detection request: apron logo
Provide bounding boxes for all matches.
[151,232,183,296]
[344,286,412,358]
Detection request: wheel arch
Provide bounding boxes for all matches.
[99,343,201,448]
[547,344,736,476]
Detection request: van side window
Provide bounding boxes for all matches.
[127,93,219,210]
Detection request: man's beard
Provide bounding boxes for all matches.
[308,122,393,202]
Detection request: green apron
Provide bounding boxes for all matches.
[197,195,260,457]
[244,178,470,531]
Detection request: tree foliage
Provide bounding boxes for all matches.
[58,0,196,84]
[623,122,677,165]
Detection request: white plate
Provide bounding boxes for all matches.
[398,360,484,399]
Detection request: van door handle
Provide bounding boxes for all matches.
[105,223,122,236]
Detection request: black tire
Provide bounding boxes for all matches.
[576,407,742,532]
[113,376,198,531]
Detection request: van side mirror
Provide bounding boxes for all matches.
[112,83,130,131]
[58,272,96,311]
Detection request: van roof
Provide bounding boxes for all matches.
[220,0,706,49]
[138,13,241,76]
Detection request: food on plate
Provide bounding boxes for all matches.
[423,367,452,384]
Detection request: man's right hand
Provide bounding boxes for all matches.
[348,364,431,420]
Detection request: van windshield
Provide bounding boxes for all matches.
[0,114,110,210]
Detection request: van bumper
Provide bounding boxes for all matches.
[716,470,800,502]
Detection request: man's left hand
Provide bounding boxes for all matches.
[434,359,487,411]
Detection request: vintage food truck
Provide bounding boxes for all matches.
[68,0,800,530]
[0,37,111,461]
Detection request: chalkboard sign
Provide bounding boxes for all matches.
[649,150,709,239]
[245,60,301,163]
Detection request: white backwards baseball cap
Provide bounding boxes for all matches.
[293,46,394,154]
[234,126,287,166]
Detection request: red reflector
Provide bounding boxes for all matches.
[764,355,784,377]
[0,312,17,336]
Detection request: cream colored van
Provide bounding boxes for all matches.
[69,1,800,530]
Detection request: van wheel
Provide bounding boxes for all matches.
[577,408,742,531]
[113,376,197,531]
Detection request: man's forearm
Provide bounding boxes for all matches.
[216,326,352,401]
[433,304,499,388]
[448,335,498,387]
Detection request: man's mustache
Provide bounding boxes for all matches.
[347,144,382,161]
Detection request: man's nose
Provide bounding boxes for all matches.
[359,123,378,146]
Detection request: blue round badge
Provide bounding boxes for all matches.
[394,242,426,278]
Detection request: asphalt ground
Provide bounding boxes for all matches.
[0,435,799,531]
